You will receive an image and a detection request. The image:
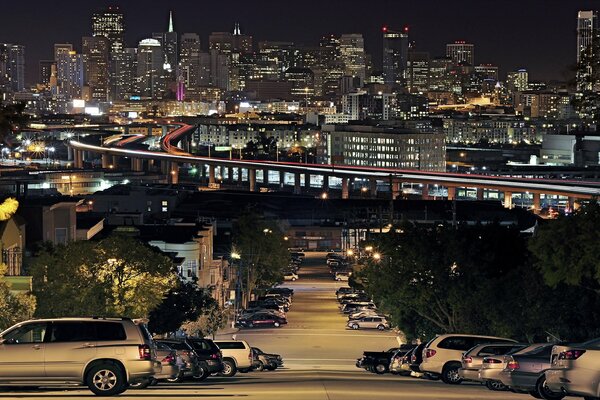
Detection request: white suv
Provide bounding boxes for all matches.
[213,340,253,377]
[0,317,160,396]
[420,334,516,384]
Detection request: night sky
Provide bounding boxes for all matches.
[1,0,598,85]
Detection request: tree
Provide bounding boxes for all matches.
[0,264,36,331]
[0,102,28,145]
[29,233,177,318]
[233,212,290,305]
[529,202,600,294]
[148,278,215,335]
[181,302,227,339]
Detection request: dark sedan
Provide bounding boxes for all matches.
[236,312,287,328]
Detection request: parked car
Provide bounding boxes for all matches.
[236,312,287,328]
[479,343,546,391]
[155,338,200,382]
[0,317,160,396]
[409,343,427,374]
[356,345,414,374]
[267,287,294,298]
[420,334,517,384]
[341,302,376,314]
[185,337,224,380]
[498,343,565,399]
[347,316,389,330]
[335,287,354,298]
[213,340,253,377]
[339,293,370,304]
[459,342,526,385]
[284,271,299,281]
[251,347,283,371]
[335,271,350,281]
[389,347,415,376]
[546,337,600,400]
[240,308,286,320]
[348,310,386,321]
[132,341,180,388]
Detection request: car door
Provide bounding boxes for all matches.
[362,317,374,328]
[0,321,48,379]
[44,321,97,378]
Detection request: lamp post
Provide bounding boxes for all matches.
[231,251,242,318]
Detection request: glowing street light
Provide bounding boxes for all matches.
[365,246,373,252]
[231,252,241,260]
[373,253,381,261]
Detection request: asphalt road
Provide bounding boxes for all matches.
[1,252,575,399]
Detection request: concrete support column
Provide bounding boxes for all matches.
[369,178,377,198]
[131,158,143,172]
[147,159,155,170]
[169,163,179,185]
[391,180,402,199]
[73,150,83,168]
[504,191,513,209]
[101,153,110,169]
[112,155,120,169]
[228,167,233,182]
[532,192,541,214]
[305,173,311,188]
[476,187,484,201]
[279,171,285,186]
[341,177,349,199]
[447,186,457,200]
[568,197,576,211]
[294,173,302,195]
[238,167,243,185]
[249,169,257,192]
[322,175,329,191]
[263,169,269,184]
[421,184,429,199]
[67,146,73,161]
[209,165,216,185]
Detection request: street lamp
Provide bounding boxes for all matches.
[372,252,381,261]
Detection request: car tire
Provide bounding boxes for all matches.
[193,364,210,381]
[376,325,385,331]
[351,323,359,330]
[248,323,254,328]
[374,363,387,374]
[268,362,277,370]
[85,362,127,396]
[486,380,507,391]
[274,322,280,328]
[129,378,151,390]
[219,359,237,377]
[441,363,463,385]
[536,377,565,400]
[255,361,265,372]
[165,373,182,383]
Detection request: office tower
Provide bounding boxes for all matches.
[111,48,136,100]
[428,56,454,92]
[407,51,429,94]
[209,32,234,54]
[209,49,229,90]
[137,39,164,99]
[179,33,201,91]
[474,64,499,82]
[39,60,55,87]
[0,45,8,95]
[2,45,26,93]
[577,11,598,62]
[82,36,110,101]
[54,44,73,62]
[153,11,178,74]
[382,26,409,87]
[319,35,344,98]
[232,23,253,54]
[56,49,84,99]
[339,34,366,82]
[92,6,125,53]
[507,69,529,93]
[446,41,475,66]
[198,52,211,86]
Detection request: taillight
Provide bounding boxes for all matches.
[506,358,519,370]
[463,356,472,363]
[210,353,220,359]
[411,354,417,363]
[484,358,502,364]
[162,354,175,363]
[248,351,253,360]
[138,344,152,360]
[425,349,436,358]
[558,350,586,360]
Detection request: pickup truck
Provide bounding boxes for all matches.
[356,345,415,374]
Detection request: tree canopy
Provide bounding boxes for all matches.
[29,233,177,318]
[0,264,36,331]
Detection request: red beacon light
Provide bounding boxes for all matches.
[382,26,388,32]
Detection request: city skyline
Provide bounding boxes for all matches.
[1,0,598,85]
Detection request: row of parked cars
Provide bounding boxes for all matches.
[356,331,600,400]
[283,251,305,281]
[0,316,284,396]
[328,253,351,281]
[336,287,390,330]
[235,287,294,329]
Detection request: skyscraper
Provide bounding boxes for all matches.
[5,45,25,93]
[111,48,137,100]
[339,34,366,82]
[577,11,598,62]
[153,11,178,74]
[39,60,55,87]
[382,26,409,87]
[56,49,84,99]
[92,6,125,53]
[446,41,475,66]
[82,36,110,101]
[137,39,164,99]
[179,33,201,91]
